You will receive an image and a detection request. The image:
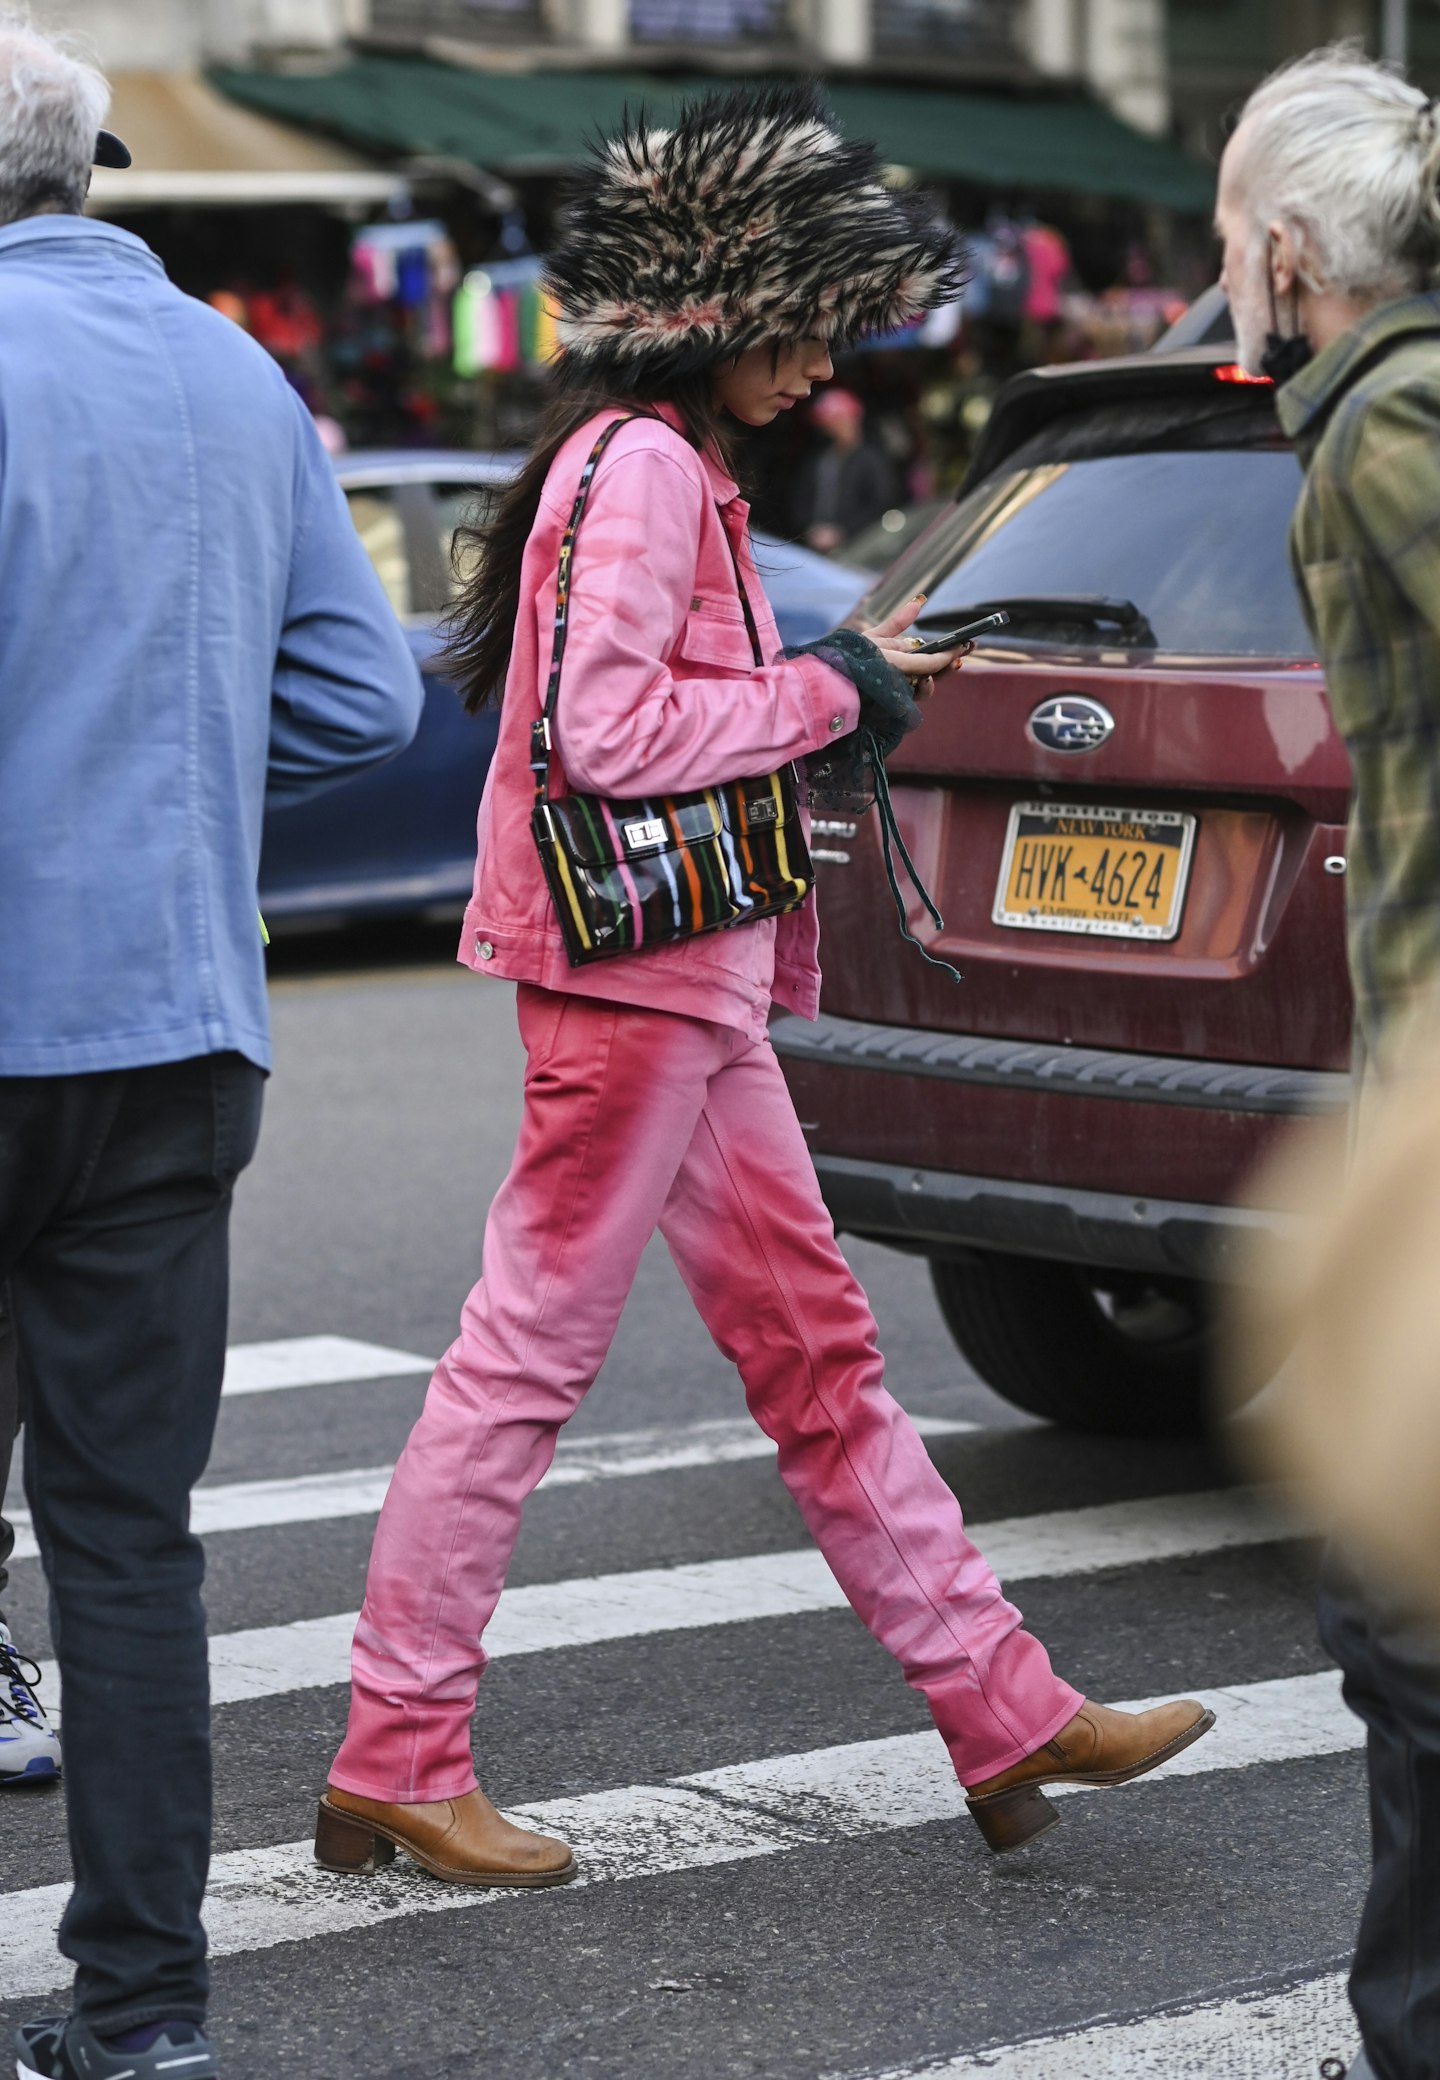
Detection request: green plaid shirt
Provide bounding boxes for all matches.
[1278,293,1440,1060]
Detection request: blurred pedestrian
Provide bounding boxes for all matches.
[1216,45,1440,2080]
[315,81,1212,1896]
[792,386,896,552]
[0,19,422,2080]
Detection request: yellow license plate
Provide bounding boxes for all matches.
[994,802,1196,941]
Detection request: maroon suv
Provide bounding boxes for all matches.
[774,344,1352,1437]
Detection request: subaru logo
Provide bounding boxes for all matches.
[1027,695,1116,753]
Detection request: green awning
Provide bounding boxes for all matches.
[212,56,1215,213]
[830,80,1214,210]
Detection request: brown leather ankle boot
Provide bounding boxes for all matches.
[314,1784,576,1887]
[963,1697,1215,1853]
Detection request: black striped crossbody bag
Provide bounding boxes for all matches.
[530,416,814,968]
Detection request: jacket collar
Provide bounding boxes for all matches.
[0,212,162,272]
[652,398,742,506]
[1275,290,1440,458]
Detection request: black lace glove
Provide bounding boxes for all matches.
[783,628,922,811]
[783,627,961,984]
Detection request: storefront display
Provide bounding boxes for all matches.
[452,257,559,377]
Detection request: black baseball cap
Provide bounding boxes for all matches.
[94,129,131,169]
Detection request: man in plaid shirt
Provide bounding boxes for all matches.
[1285,302,1440,1068]
[1217,48,1440,2080]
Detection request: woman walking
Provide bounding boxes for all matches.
[316,83,1212,1884]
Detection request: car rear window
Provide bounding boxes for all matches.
[345,489,413,620]
[873,393,1314,661]
[433,483,502,599]
[342,477,508,622]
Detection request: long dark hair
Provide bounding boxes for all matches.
[446,366,740,713]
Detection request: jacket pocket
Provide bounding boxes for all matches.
[679,598,756,670]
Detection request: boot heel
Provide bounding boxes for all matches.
[966,1783,1061,1854]
[315,1798,398,1875]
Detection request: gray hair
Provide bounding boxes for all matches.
[1235,44,1440,302]
[0,12,108,227]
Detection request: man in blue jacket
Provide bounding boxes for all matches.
[0,21,422,2079]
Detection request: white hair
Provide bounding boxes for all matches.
[1234,44,1440,302]
[0,11,109,227]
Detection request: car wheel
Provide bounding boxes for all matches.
[929,1251,1210,1437]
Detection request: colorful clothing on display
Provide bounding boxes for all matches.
[453,258,559,377]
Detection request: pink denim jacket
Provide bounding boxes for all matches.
[459,407,860,1040]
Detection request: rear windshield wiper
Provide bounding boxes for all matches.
[918,594,1158,648]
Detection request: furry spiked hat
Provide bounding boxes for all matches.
[543,81,965,388]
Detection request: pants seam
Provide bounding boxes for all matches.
[689,1091,1038,1760]
[397,1001,624,1794]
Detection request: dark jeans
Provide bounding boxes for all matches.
[1320,1570,1440,2079]
[0,1055,263,2035]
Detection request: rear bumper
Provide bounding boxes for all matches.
[770,1010,1350,1118]
[808,1149,1298,1283]
[773,1010,1349,1282]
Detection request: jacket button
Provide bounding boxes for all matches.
[476,939,494,960]
[828,715,846,733]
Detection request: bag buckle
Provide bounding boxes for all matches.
[622,817,667,851]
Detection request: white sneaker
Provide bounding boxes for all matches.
[0,1623,60,1783]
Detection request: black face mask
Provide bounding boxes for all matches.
[1260,269,1313,385]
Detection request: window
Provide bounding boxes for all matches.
[873,0,1017,56]
[876,437,1313,659]
[345,490,412,621]
[629,0,793,41]
[368,0,544,38]
[344,478,506,620]
[431,484,503,601]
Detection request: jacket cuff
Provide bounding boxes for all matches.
[790,651,861,755]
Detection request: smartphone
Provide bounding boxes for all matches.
[911,610,1011,654]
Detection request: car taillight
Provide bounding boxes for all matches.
[1214,363,1273,384]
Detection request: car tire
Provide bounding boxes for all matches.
[929,1250,1210,1437]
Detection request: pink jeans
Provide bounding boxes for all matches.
[331,987,1082,1801]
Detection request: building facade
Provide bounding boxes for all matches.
[52,0,368,70]
[54,1,1440,159]
[76,0,1157,135]
[1166,0,1432,159]
[57,0,1174,138]
[361,2,1172,131]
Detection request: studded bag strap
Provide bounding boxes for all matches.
[530,417,767,804]
[530,414,644,806]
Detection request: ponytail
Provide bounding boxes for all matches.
[1238,46,1440,302]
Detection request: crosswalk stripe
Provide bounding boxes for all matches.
[833,1970,1354,2079]
[28,1487,1298,1710]
[0,1670,1355,2000]
[5,1415,975,1563]
[221,1336,432,1399]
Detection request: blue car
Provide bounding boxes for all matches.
[258,450,867,927]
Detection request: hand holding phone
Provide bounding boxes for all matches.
[910,610,1011,656]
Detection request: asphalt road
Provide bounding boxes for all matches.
[1,928,1369,2079]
